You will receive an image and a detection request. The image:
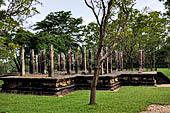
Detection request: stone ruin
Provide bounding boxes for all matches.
[20,45,145,76]
[0,45,157,96]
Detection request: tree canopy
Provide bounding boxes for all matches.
[33,11,85,53]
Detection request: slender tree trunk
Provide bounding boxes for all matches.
[150,58,153,71]
[130,59,133,71]
[126,59,128,71]
[13,56,21,72]
[153,52,156,71]
[90,66,100,104]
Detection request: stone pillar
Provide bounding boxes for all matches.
[30,49,35,74]
[109,51,112,73]
[67,47,71,74]
[71,54,74,71]
[105,47,109,74]
[100,49,104,75]
[57,54,60,71]
[94,48,97,68]
[119,51,123,71]
[88,48,92,74]
[75,48,79,73]
[60,53,65,71]
[41,49,47,74]
[115,51,123,71]
[48,45,54,77]
[21,47,25,76]
[35,55,38,73]
[82,46,87,74]
[115,51,119,71]
[138,50,144,72]
[38,53,41,73]
[80,54,82,70]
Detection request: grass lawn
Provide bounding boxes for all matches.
[157,68,170,78]
[0,87,170,113]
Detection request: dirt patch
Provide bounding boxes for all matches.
[156,84,170,87]
[140,104,170,113]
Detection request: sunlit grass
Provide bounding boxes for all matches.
[157,68,170,78]
[0,87,170,113]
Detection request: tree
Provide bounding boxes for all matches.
[84,0,135,104]
[83,22,99,48]
[0,0,41,72]
[159,0,170,18]
[34,11,84,53]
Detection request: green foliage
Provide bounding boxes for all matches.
[83,22,99,48]
[159,0,170,18]
[0,80,3,85]
[0,0,41,59]
[1,87,170,113]
[34,11,84,53]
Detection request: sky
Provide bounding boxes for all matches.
[26,0,165,28]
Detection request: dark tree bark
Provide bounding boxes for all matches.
[13,56,21,72]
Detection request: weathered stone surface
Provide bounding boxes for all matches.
[30,49,35,74]
[35,55,38,73]
[48,45,54,77]
[21,47,25,76]
[38,53,41,73]
[71,54,74,71]
[82,46,87,74]
[57,54,60,71]
[88,48,92,74]
[60,53,65,71]
[104,47,109,74]
[94,48,97,68]
[0,72,158,96]
[138,50,144,72]
[100,49,104,75]
[109,51,112,73]
[41,49,47,74]
[67,47,71,74]
[75,48,79,73]
[115,51,123,71]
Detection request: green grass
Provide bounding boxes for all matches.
[157,68,170,78]
[0,87,170,113]
[0,80,3,85]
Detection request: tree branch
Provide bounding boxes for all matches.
[84,0,101,25]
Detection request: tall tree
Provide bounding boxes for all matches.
[0,0,41,72]
[34,11,84,53]
[84,0,135,104]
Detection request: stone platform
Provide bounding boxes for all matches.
[0,71,159,96]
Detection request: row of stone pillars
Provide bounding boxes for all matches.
[20,45,145,77]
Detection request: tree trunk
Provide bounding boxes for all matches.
[153,52,156,71]
[13,56,21,72]
[150,58,153,71]
[130,59,133,71]
[89,67,100,105]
